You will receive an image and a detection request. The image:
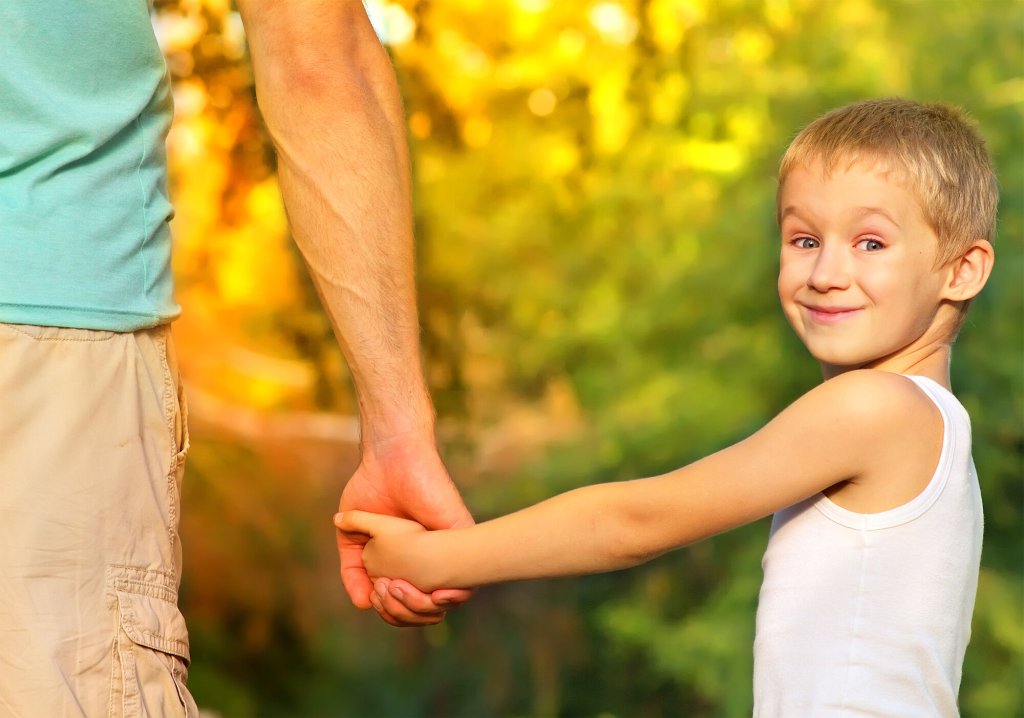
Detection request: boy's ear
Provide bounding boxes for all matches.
[942,239,995,303]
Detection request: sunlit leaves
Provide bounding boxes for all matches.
[160,0,1022,713]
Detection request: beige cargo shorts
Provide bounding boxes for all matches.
[0,323,199,717]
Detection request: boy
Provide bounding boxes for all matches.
[337,98,997,715]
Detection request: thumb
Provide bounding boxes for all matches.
[335,510,414,537]
[412,480,476,531]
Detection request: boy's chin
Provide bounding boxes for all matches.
[811,354,874,378]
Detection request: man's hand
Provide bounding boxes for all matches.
[338,429,474,626]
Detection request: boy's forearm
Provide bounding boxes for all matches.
[392,457,760,591]
[399,482,663,591]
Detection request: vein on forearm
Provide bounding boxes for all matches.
[265,84,424,408]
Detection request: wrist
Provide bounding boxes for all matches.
[409,530,450,593]
[358,417,439,469]
[358,391,437,451]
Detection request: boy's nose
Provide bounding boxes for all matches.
[807,246,851,292]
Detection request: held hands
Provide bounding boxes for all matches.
[337,430,474,626]
[335,511,434,592]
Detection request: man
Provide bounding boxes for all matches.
[0,1,467,713]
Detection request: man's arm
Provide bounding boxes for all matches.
[235,0,473,625]
[339,370,942,590]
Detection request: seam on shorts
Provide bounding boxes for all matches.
[107,636,118,718]
[156,332,180,566]
[0,323,117,342]
[107,564,178,591]
[110,578,179,605]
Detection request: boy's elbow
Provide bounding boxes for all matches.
[607,540,660,571]
[601,504,666,570]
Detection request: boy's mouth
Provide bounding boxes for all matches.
[802,304,862,324]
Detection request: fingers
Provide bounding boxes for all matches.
[431,587,474,608]
[335,510,423,537]
[369,579,446,627]
[337,529,373,609]
[335,509,380,535]
[336,519,452,622]
[334,510,395,608]
[334,508,473,623]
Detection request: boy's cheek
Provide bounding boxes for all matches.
[778,303,801,333]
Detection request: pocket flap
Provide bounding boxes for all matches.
[115,588,191,666]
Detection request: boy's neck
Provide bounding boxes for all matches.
[822,344,953,391]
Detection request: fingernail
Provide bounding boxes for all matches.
[436,597,453,607]
[333,512,344,525]
[374,581,388,599]
[389,586,404,601]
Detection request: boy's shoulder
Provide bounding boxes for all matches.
[727,369,945,516]
[766,369,939,451]
[797,370,946,511]
[798,369,941,443]
[811,369,936,413]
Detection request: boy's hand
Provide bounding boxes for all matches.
[337,510,424,575]
[336,432,474,626]
[336,510,446,623]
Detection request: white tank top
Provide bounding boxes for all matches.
[753,375,982,717]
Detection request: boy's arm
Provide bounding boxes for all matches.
[235,0,474,624]
[339,370,940,591]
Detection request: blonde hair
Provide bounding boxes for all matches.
[777,98,998,266]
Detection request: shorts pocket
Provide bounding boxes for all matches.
[108,566,197,717]
[174,384,190,471]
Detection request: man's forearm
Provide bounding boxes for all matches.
[238,0,434,444]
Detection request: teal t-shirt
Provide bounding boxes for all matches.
[0,0,179,331]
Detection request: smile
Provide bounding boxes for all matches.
[802,305,863,324]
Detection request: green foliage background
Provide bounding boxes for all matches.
[167,0,1023,715]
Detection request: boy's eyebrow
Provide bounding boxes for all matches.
[779,206,805,222]
[779,205,902,228]
[851,206,902,228]
[779,206,816,226]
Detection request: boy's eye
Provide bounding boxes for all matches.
[856,238,885,251]
[792,236,820,249]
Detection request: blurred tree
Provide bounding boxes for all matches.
[157,0,1023,714]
